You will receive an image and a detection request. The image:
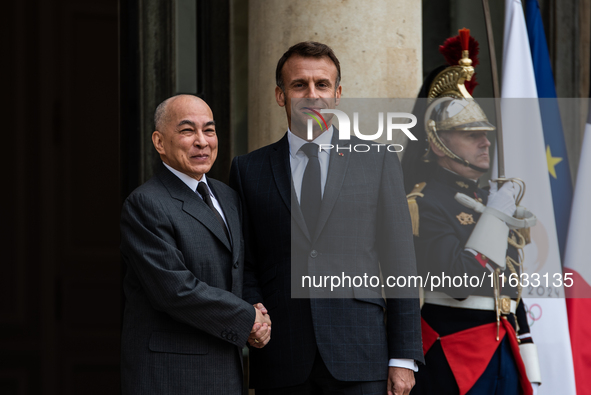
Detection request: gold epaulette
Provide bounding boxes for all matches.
[407,182,427,237]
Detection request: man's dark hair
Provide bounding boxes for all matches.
[275,41,341,92]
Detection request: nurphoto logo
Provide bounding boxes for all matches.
[307,109,418,152]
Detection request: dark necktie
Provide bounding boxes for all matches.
[196,182,230,241]
[300,143,321,236]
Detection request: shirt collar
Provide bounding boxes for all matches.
[162,162,212,196]
[288,126,334,159]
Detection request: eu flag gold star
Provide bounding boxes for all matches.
[546,145,563,179]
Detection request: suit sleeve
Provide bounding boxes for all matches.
[120,192,256,347]
[377,151,425,364]
[229,156,264,305]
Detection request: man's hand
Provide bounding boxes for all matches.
[248,303,271,348]
[387,367,415,395]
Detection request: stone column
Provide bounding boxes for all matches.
[248,0,423,150]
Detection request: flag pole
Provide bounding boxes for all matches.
[482,0,505,178]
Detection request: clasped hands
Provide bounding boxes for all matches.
[248,303,271,348]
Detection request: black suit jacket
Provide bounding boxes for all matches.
[120,164,255,394]
[230,132,424,390]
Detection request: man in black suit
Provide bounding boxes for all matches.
[120,94,271,394]
[230,42,423,395]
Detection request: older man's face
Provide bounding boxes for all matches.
[153,96,218,181]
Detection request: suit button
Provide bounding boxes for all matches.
[232,335,238,342]
[310,250,318,258]
[233,262,239,268]
[221,330,227,337]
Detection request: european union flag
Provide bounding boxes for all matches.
[525,0,573,261]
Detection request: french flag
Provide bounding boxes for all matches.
[523,0,590,392]
[564,102,591,394]
[501,1,577,393]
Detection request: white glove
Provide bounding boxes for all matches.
[487,180,517,217]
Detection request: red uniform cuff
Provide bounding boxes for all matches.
[475,253,489,267]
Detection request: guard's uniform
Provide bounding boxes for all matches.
[402,29,541,395]
[411,166,533,395]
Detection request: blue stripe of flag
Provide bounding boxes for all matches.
[525,0,573,261]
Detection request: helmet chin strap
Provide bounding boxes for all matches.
[425,120,488,173]
[449,154,489,174]
[428,125,489,174]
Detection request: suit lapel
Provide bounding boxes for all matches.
[209,181,241,263]
[291,178,310,241]
[272,134,311,241]
[157,166,232,252]
[270,135,292,212]
[313,129,350,241]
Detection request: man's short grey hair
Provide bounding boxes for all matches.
[154,96,176,132]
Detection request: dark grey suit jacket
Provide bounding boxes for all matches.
[230,132,424,390]
[120,164,255,394]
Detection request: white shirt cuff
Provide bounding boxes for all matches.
[388,358,418,372]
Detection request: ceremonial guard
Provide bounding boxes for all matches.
[402,30,542,395]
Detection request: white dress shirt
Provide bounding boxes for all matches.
[286,131,419,372]
[163,162,229,230]
[288,127,333,202]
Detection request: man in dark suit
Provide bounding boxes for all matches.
[230,42,424,395]
[120,94,271,394]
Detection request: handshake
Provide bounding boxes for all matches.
[249,303,272,348]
